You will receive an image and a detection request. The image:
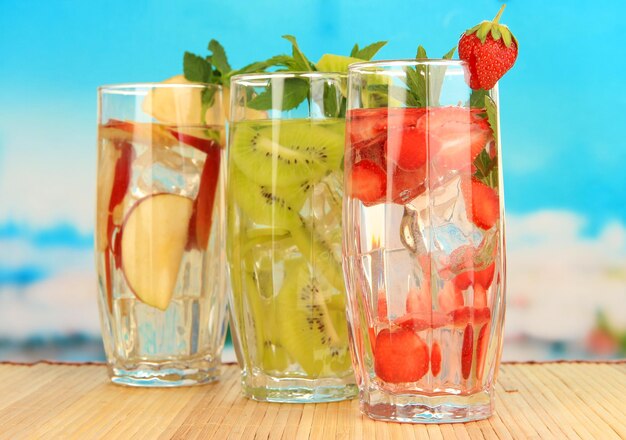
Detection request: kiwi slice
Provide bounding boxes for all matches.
[242,270,293,374]
[277,260,352,377]
[289,218,345,298]
[230,167,306,229]
[230,165,345,296]
[229,120,344,187]
[316,54,363,73]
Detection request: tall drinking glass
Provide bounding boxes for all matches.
[227,72,356,402]
[96,83,228,386]
[343,60,506,422]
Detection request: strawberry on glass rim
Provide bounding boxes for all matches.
[459,4,518,90]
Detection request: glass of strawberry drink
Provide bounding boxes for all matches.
[97,84,228,386]
[343,60,505,422]
[227,73,356,402]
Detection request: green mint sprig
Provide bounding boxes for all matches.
[350,41,388,60]
[244,37,387,114]
[183,39,233,111]
[472,95,499,188]
[404,44,457,107]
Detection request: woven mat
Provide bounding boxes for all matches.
[0,361,624,439]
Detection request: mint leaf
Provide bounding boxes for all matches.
[485,95,498,145]
[282,35,315,71]
[208,39,231,75]
[247,77,309,111]
[232,55,296,77]
[323,83,339,117]
[399,46,463,107]
[353,41,387,60]
[473,150,498,188]
[183,52,212,83]
[442,46,457,60]
[405,67,426,106]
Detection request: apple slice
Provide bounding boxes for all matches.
[96,141,121,251]
[142,75,219,125]
[121,193,194,310]
[100,120,178,148]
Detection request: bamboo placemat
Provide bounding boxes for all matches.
[0,361,624,439]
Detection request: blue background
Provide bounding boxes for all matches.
[0,0,624,361]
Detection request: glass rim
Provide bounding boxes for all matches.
[230,71,347,85]
[98,82,222,95]
[349,58,468,72]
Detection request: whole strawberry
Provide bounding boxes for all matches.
[459,5,518,90]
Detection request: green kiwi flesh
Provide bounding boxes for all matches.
[277,260,351,377]
[229,120,344,187]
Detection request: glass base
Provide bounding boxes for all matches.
[241,371,357,403]
[108,358,220,387]
[360,389,493,423]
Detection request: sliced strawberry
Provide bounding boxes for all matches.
[474,307,492,325]
[348,107,427,145]
[449,306,473,328]
[385,126,432,171]
[461,323,474,380]
[406,286,429,314]
[374,327,429,383]
[475,262,495,289]
[390,165,427,204]
[431,342,442,377]
[437,281,464,313]
[449,306,491,327]
[395,311,449,331]
[349,160,387,206]
[414,107,492,175]
[453,261,496,290]
[476,323,491,381]
[461,177,500,230]
[474,284,488,308]
[377,292,389,322]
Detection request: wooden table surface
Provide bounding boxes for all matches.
[0,361,624,439]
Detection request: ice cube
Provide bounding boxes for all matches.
[132,144,205,200]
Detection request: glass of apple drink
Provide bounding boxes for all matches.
[342,60,505,422]
[96,83,228,386]
[227,72,357,402]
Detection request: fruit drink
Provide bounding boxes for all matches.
[343,60,506,422]
[227,118,355,400]
[96,84,228,386]
[227,73,356,402]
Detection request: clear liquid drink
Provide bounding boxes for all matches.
[343,60,506,422]
[96,84,228,386]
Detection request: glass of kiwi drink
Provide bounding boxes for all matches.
[227,72,357,402]
[342,60,505,422]
[97,83,229,386]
